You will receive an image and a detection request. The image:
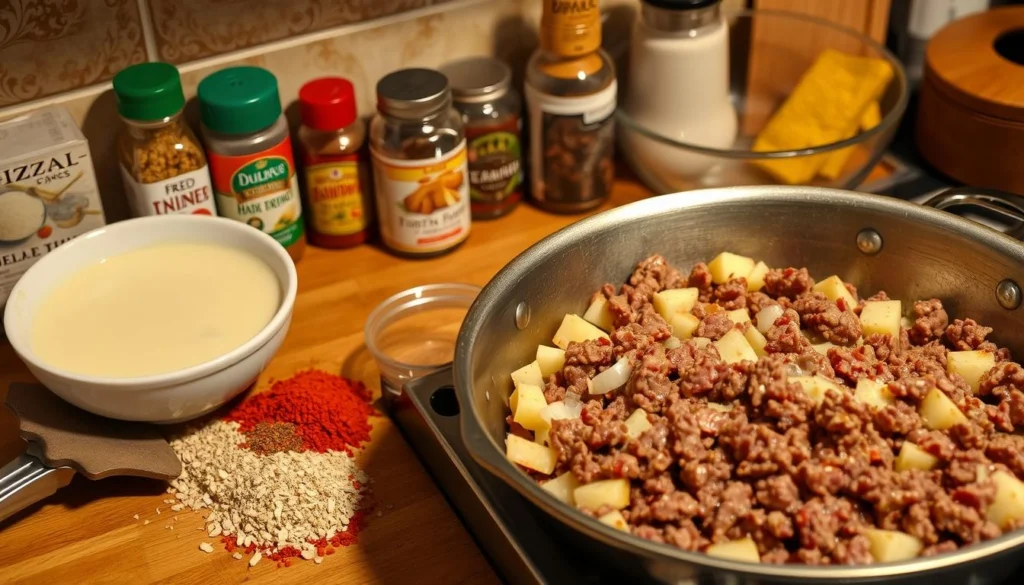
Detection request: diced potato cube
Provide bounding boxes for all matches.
[670,312,701,340]
[511,361,545,389]
[653,288,699,321]
[812,275,857,309]
[987,470,1024,530]
[705,538,761,563]
[598,510,629,532]
[790,375,844,404]
[895,441,938,472]
[812,341,834,355]
[553,314,610,350]
[744,326,768,357]
[513,384,548,431]
[918,388,967,430]
[535,426,550,446]
[506,434,556,474]
[854,378,894,409]
[861,300,902,339]
[947,350,995,393]
[540,471,579,505]
[693,337,712,349]
[509,387,519,413]
[536,345,566,378]
[583,297,615,332]
[714,329,758,364]
[726,309,751,325]
[624,409,652,439]
[707,402,734,412]
[708,252,755,285]
[702,303,724,315]
[865,529,923,562]
[663,336,682,350]
[573,479,631,511]
[747,261,770,292]
[978,465,990,483]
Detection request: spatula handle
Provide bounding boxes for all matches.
[0,453,75,525]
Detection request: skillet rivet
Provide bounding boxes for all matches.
[996,279,1021,310]
[856,229,883,255]
[515,302,530,330]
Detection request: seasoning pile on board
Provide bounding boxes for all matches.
[168,370,378,567]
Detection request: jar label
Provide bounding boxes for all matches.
[542,0,601,57]
[208,137,304,248]
[370,141,471,254]
[467,121,522,213]
[304,153,368,236]
[525,81,617,207]
[120,165,216,217]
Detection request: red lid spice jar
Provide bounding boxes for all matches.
[298,77,372,248]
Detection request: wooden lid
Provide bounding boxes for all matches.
[926,6,1024,123]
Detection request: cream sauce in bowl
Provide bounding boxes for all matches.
[31,242,280,378]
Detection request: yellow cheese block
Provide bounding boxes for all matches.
[751,50,893,185]
[818,101,883,180]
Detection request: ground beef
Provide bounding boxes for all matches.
[508,253,1022,566]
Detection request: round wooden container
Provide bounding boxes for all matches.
[917,7,1024,193]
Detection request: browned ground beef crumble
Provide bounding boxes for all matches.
[522,254,1024,565]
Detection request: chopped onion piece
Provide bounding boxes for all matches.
[589,358,632,395]
[540,400,583,423]
[564,391,581,409]
[784,362,806,378]
[756,305,784,334]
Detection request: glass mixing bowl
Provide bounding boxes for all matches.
[617,9,909,193]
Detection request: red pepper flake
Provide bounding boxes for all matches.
[225,370,378,455]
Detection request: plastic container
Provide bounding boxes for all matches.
[113,62,215,217]
[369,68,472,258]
[364,283,480,399]
[298,77,372,248]
[198,66,306,263]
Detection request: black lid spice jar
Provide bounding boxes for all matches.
[369,68,472,258]
[440,57,523,220]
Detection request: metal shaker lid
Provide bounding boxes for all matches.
[439,57,512,104]
[376,68,451,120]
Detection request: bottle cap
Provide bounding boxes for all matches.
[112,62,186,121]
[642,0,720,9]
[376,69,451,120]
[299,77,358,131]
[440,57,512,104]
[197,66,282,135]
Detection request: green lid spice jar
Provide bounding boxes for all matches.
[197,66,306,262]
[113,62,215,217]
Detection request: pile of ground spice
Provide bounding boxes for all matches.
[168,370,377,567]
[225,369,377,455]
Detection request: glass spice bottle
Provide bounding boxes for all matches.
[113,62,216,217]
[198,66,306,263]
[369,68,472,258]
[440,57,523,220]
[526,0,617,213]
[298,77,372,248]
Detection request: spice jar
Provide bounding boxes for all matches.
[369,68,471,258]
[113,62,215,217]
[298,77,372,249]
[198,66,306,262]
[439,57,523,220]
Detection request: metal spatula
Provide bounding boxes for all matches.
[0,383,182,524]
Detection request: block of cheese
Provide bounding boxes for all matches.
[818,101,883,180]
[751,49,893,185]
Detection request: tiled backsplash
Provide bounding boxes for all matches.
[0,0,742,221]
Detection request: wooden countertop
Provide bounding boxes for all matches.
[0,173,652,585]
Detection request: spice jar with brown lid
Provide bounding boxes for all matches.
[113,62,216,217]
[369,68,471,258]
[298,77,372,249]
[440,57,523,220]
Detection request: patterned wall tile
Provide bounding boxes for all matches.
[147,0,458,63]
[0,0,147,107]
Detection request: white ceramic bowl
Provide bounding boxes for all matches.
[3,215,297,423]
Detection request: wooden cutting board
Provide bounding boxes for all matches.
[0,173,654,585]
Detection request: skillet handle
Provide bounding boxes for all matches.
[921,187,1024,240]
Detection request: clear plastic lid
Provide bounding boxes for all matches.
[364,283,480,397]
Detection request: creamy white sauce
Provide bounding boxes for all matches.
[31,242,280,378]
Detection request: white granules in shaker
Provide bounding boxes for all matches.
[0,191,45,242]
[168,420,368,563]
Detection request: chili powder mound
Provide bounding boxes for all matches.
[225,369,377,455]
